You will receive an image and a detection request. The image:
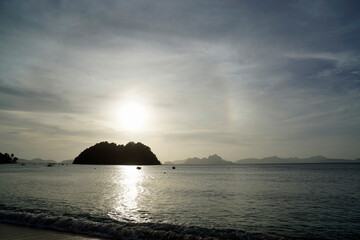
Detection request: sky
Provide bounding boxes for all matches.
[0,0,360,162]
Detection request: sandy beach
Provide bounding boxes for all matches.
[0,223,108,240]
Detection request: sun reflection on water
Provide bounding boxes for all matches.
[108,166,145,222]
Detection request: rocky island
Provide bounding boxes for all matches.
[73,141,161,165]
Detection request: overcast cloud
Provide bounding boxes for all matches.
[0,0,359,161]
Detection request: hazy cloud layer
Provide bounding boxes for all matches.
[0,0,359,160]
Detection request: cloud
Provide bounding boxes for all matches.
[0,0,360,160]
[0,82,72,112]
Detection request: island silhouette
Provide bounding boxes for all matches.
[73,141,161,165]
[0,152,18,164]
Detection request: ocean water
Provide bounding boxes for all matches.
[0,163,359,240]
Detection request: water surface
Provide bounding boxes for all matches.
[0,163,359,239]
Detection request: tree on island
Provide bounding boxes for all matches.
[73,141,161,165]
[0,152,18,164]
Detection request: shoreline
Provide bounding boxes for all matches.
[0,223,109,240]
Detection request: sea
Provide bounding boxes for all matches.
[0,163,359,240]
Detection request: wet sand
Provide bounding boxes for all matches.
[0,223,108,240]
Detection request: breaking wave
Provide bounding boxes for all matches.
[0,209,288,240]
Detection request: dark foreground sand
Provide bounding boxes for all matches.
[0,223,109,240]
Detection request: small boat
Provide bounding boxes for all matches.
[47,163,54,167]
[172,166,176,169]
[136,166,141,170]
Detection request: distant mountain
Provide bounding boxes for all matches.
[16,158,28,163]
[17,158,57,164]
[163,161,175,165]
[60,159,73,164]
[30,158,57,163]
[236,155,354,164]
[173,154,233,165]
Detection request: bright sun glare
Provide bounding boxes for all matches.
[119,101,148,132]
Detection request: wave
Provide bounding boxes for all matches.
[0,210,289,240]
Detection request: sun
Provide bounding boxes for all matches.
[119,101,148,132]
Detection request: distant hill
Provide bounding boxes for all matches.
[60,159,73,164]
[173,154,233,165]
[17,158,57,164]
[73,141,161,165]
[236,155,354,164]
[163,161,175,165]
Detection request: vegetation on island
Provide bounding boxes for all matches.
[0,152,18,164]
[73,141,161,165]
